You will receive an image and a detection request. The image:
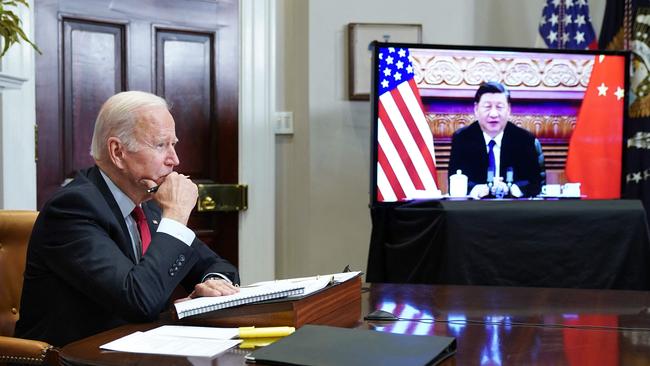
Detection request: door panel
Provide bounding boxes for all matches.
[155,29,213,178]
[63,19,126,174]
[35,0,239,265]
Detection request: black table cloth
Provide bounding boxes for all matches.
[367,199,650,290]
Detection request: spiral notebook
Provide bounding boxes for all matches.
[174,283,305,319]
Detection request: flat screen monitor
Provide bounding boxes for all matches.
[370,42,629,206]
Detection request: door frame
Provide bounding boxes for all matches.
[239,0,276,285]
[1,0,276,285]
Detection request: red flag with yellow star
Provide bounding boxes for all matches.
[565,54,626,198]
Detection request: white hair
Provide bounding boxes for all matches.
[90,91,169,160]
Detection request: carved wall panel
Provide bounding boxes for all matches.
[410,50,593,95]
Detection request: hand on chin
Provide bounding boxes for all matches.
[139,177,160,190]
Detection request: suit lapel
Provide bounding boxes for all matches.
[84,166,138,263]
[470,122,489,171]
[142,202,161,239]
[500,122,514,171]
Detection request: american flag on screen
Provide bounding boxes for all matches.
[538,0,598,49]
[376,47,437,202]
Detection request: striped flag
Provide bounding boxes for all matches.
[376,46,438,202]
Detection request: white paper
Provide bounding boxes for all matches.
[332,271,362,283]
[247,271,362,298]
[100,331,241,358]
[144,325,239,340]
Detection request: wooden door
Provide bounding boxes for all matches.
[34,0,239,265]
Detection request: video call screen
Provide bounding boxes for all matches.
[370,42,629,205]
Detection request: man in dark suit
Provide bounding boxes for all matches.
[448,82,542,198]
[15,91,239,346]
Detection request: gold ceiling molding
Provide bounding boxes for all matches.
[410,51,593,92]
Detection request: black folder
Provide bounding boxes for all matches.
[245,324,456,366]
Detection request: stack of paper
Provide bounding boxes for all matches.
[246,271,362,298]
[100,325,241,358]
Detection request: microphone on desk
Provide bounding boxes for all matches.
[506,167,513,187]
[487,169,495,189]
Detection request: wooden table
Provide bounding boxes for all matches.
[60,283,650,365]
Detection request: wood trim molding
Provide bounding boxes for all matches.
[0,72,27,90]
[239,0,276,285]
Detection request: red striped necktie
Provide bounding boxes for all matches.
[131,206,151,254]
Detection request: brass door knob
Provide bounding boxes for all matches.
[196,184,248,212]
[200,196,217,211]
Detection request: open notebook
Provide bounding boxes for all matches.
[174,282,305,319]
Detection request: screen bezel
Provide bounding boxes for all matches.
[369,41,630,207]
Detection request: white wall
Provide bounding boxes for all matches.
[0,2,36,210]
[274,0,607,279]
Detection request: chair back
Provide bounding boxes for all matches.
[0,211,38,337]
[534,138,546,187]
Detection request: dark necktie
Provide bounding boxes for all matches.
[131,206,151,255]
[487,139,496,180]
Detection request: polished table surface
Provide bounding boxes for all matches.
[367,199,650,289]
[60,283,650,365]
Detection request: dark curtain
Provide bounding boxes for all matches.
[599,0,650,222]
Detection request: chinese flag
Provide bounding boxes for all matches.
[565,55,625,199]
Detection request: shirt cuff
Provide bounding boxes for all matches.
[510,184,523,198]
[157,218,196,246]
[201,272,233,284]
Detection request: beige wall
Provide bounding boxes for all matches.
[274,0,607,279]
[275,0,311,277]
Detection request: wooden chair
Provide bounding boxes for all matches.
[0,211,58,365]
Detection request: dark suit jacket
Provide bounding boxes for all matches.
[15,166,239,346]
[448,121,542,197]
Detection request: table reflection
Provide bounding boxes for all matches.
[59,283,650,366]
[364,283,650,365]
[562,315,619,366]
